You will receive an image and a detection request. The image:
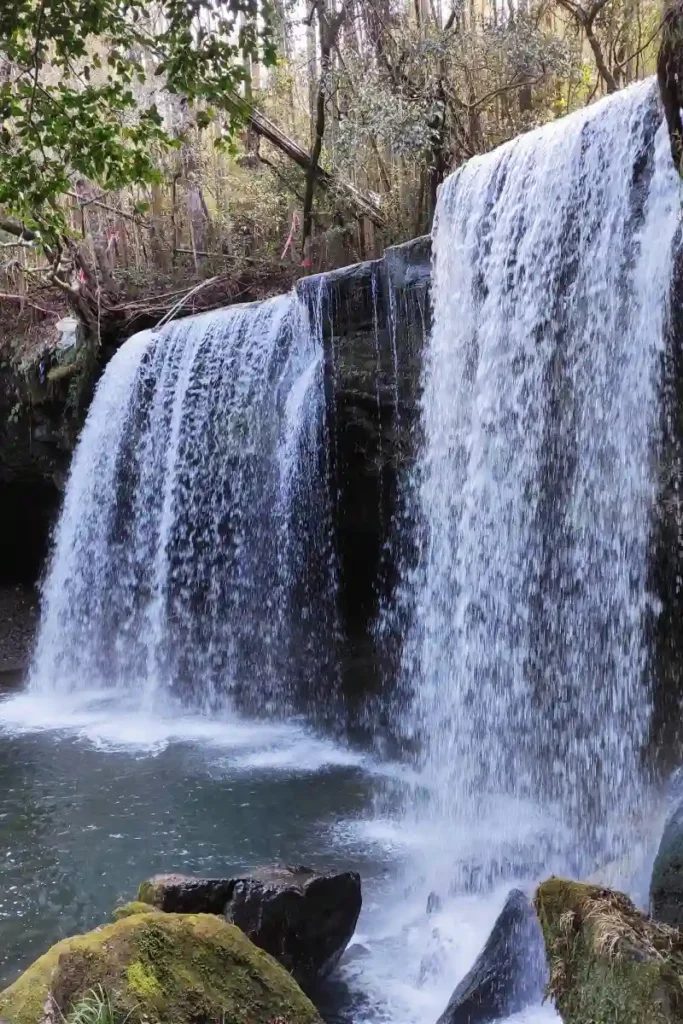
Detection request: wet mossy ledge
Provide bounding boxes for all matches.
[0,911,322,1024]
[535,877,683,1024]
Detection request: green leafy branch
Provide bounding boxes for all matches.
[0,0,276,249]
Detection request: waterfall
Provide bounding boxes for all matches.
[2,76,681,1024]
[30,295,336,714]
[392,80,679,880]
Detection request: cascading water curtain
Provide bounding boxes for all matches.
[30,295,338,716]
[393,80,679,879]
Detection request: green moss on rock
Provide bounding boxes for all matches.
[112,902,160,922]
[0,912,322,1024]
[136,879,165,908]
[535,877,683,1024]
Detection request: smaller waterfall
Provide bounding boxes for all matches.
[30,295,337,714]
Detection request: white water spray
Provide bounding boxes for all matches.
[346,79,680,1024]
[390,72,677,907]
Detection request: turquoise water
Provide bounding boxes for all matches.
[0,686,561,1024]
[0,689,375,986]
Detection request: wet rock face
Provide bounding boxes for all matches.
[652,235,683,773]
[137,866,362,986]
[0,484,60,588]
[0,350,82,589]
[0,586,39,678]
[226,865,362,986]
[651,798,683,928]
[436,889,546,1024]
[137,874,237,915]
[297,236,431,725]
[0,243,431,618]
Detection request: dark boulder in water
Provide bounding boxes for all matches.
[436,888,546,1024]
[138,873,237,914]
[226,864,362,986]
[227,864,362,983]
[137,865,362,986]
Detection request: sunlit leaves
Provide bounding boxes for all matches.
[0,0,275,244]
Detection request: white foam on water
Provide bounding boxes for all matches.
[339,876,562,1024]
[325,797,564,1023]
[230,741,364,773]
[0,690,361,773]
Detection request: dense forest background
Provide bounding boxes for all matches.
[0,0,664,359]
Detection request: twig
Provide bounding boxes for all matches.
[613,20,663,71]
[155,276,219,328]
[0,219,37,242]
[67,188,110,208]
[0,239,36,249]
[66,192,152,227]
[27,0,47,125]
[172,247,231,258]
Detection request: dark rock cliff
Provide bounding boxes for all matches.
[297,236,430,719]
[652,230,683,770]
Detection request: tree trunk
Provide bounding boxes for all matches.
[584,18,619,93]
[226,93,384,225]
[302,4,353,262]
[307,1,318,146]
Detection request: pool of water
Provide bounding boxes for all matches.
[0,685,565,1024]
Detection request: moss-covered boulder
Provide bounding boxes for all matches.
[0,911,322,1024]
[111,901,161,922]
[535,877,683,1024]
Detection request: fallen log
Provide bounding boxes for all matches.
[226,94,386,228]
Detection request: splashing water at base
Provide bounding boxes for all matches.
[0,691,563,1024]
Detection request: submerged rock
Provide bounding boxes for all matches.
[0,911,322,1024]
[226,865,362,986]
[137,873,236,914]
[535,877,683,1023]
[436,888,546,1024]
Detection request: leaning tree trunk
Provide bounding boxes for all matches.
[301,3,349,265]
